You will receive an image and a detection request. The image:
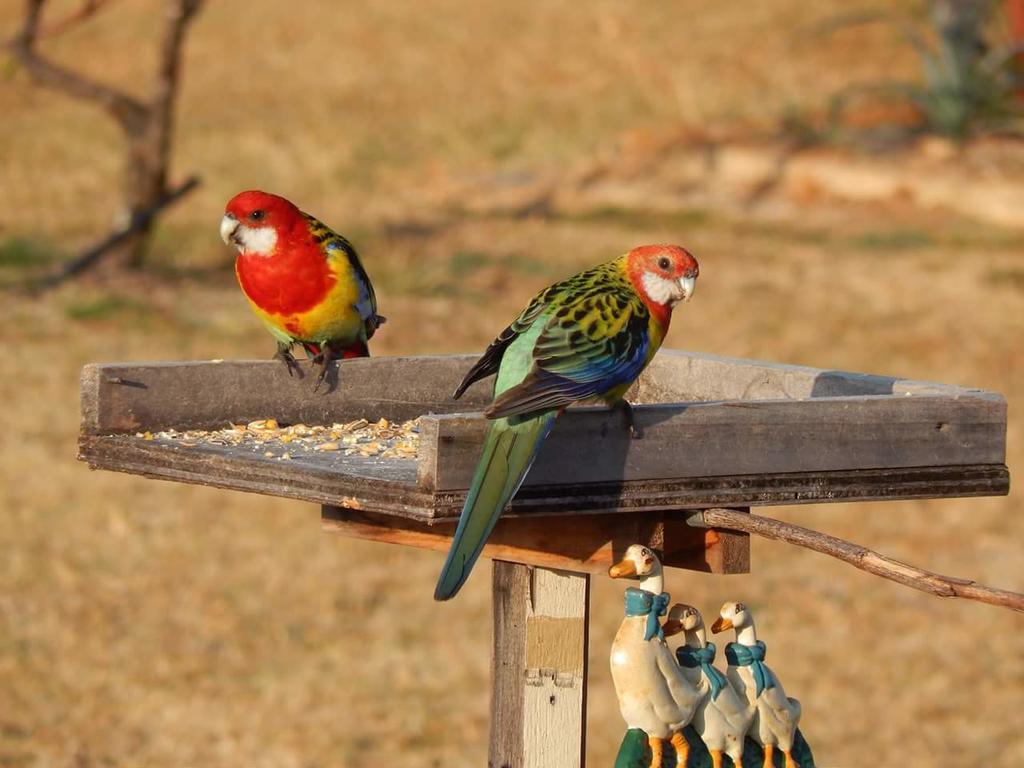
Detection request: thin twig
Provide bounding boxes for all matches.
[688,507,1024,613]
[37,175,200,290]
[144,0,202,179]
[10,0,147,134]
[38,0,116,38]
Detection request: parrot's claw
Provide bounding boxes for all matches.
[274,344,303,378]
[313,362,329,392]
[613,399,642,439]
[311,346,340,394]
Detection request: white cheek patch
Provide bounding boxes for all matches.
[642,271,679,306]
[238,225,278,256]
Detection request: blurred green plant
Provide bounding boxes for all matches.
[448,250,491,277]
[555,206,712,231]
[847,229,937,250]
[816,0,1024,141]
[0,236,58,269]
[986,266,1024,289]
[0,236,63,290]
[63,295,151,321]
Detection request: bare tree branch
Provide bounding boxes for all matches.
[36,175,200,290]
[10,0,147,134]
[688,507,1024,613]
[127,0,202,212]
[38,0,116,38]
[11,0,204,272]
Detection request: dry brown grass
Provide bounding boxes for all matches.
[2,1,1023,766]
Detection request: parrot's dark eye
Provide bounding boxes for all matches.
[249,210,265,221]
[658,257,671,270]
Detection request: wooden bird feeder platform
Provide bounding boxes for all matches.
[78,350,1009,767]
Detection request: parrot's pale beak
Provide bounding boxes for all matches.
[710,616,732,634]
[676,274,696,303]
[661,618,684,637]
[608,558,638,578]
[220,213,240,247]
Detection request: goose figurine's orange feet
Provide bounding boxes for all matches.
[670,731,689,766]
[649,734,664,768]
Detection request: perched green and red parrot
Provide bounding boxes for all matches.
[434,244,699,601]
[220,190,384,385]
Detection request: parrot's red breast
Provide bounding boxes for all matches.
[235,234,335,316]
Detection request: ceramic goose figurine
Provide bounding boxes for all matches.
[712,602,802,768]
[609,545,703,768]
[664,604,755,768]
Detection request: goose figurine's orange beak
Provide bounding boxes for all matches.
[711,616,733,634]
[608,558,637,578]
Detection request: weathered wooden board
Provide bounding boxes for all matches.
[78,355,1010,520]
[81,352,991,434]
[322,506,749,574]
[635,349,978,402]
[489,563,590,768]
[80,434,431,518]
[420,393,1006,490]
[80,356,488,435]
[490,562,531,768]
[78,433,1008,520]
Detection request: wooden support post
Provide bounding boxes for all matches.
[490,561,590,768]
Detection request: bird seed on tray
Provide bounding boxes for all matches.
[136,417,420,460]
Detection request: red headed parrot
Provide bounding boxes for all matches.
[435,245,699,600]
[220,190,384,387]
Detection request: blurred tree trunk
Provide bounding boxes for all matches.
[1008,0,1024,103]
[11,0,203,271]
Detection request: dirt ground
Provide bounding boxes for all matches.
[2,1,1023,766]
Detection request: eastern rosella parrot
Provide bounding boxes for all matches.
[434,244,699,601]
[220,190,384,386]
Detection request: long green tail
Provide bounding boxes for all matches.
[433,411,557,600]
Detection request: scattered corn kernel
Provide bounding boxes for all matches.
[132,418,421,458]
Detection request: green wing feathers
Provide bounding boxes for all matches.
[436,255,658,600]
[432,412,556,601]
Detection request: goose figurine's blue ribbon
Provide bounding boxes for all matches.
[725,640,774,696]
[623,587,670,641]
[676,642,728,701]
